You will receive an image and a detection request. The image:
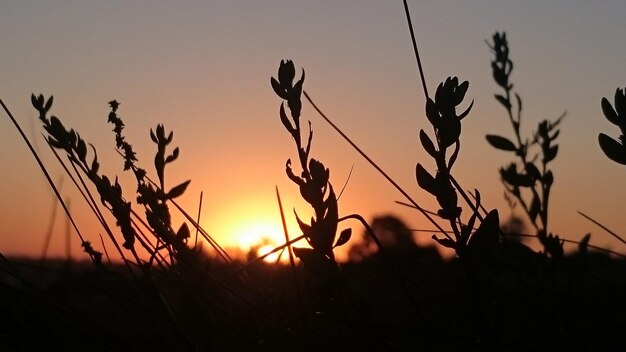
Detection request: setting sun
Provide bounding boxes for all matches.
[233,220,289,262]
[235,221,284,250]
[201,195,308,263]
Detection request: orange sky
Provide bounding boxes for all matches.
[1,1,626,262]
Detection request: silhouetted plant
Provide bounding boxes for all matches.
[599,87,626,165]
[109,101,192,262]
[415,77,500,260]
[271,59,352,270]
[32,94,134,259]
[4,5,626,349]
[33,95,194,268]
[486,32,564,259]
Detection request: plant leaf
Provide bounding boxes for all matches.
[578,233,591,254]
[31,94,39,109]
[599,133,626,164]
[166,180,191,199]
[495,94,511,110]
[292,247,315,261]
[150,129,157,143]
[455,80,469,105]
[486,134,517,151]
[525,162,541,180]
[419,129,437,157]
[91,157,99,174]
[165,147,179,163]
[529,194,541,222]
[473,189,481,208]
[544,145,558,163]
[458,100,474,120]
[415,163,437,195]
[601,97,619,125]
[44,96,54,112]
[279,103,294,134]
[468,209,499,249]
[177,223,190,240]
[334,228,352,248]
[425,98,439,127]
[77,139,87,162]
[543,170,554,187]
[294,210,312,237]
[271,77,288,100]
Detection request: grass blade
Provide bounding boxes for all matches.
[578,210,626,246]
[303,91,451,241]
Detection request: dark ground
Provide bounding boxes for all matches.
[1,243,625,351]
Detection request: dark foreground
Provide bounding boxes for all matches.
[1,244,625,351]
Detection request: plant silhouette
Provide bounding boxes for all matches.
[599,87,626,165]
[271,60,354,310]
[486,32,565,259]
[1,5,625,349]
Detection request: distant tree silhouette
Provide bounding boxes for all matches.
[348,214,440,262]
[500,214,529,244]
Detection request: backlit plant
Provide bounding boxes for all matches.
[486,32,564,259]
[271,60,352,270]
[416,77,500,259]
[599,87,626,165]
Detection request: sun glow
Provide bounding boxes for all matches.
[230,218,299,263]
[199,195,310,263]
[257,244,281,263]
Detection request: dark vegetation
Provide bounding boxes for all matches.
[1,2,626,350]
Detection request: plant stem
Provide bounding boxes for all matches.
[0,98,92,260]
[578,211,626,246]
[303,91,451,241]
[403,0,429,100]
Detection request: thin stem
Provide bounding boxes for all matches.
[0,98,92,256]
[99,234,112,264]
[276,187,298,277]
[577,211,626,246]
[275,186,305,337]
[49,141,130,264]
[194,191,203,247]
[221,234,307,283]
[116,152,233,264]
[303,91,451,241]
[38,176,63,275]
[507,231,626,258]
[402,0,429,100]
[450,176,484,222]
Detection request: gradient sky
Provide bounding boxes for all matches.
[1,1,625,261]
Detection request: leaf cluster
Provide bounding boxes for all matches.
[140,124,191,256]
[33,94,137,252]
[416,77,499,258]
[34,94,192,267]
[485,32,564,259]
[599,87,626,165]
[271,60,351,268]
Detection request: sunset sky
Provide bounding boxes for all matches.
[1,1,625,261]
